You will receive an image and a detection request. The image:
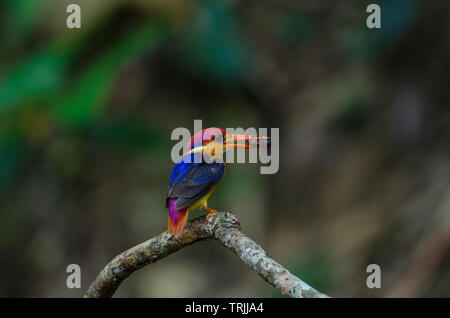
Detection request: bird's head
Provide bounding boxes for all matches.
[184,127,270,158]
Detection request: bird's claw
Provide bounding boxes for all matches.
[205,209,218,221]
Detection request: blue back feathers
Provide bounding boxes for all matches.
[169,153,224,186]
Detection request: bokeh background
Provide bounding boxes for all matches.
[1,0,449,297]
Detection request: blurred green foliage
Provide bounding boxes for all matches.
[177,2,250,87]
[53,21,169,127]
[0,2,170,200]
[1,0,449,298]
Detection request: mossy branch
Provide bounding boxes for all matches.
[84,211,329,298]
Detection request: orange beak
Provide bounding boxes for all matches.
[224,134,271,150]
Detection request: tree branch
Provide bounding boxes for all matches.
[84,211,329,298]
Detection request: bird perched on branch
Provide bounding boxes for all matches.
[166,127,270,234]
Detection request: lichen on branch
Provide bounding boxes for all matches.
[84,211,329,298]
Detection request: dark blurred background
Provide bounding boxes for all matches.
[1,0,449,297]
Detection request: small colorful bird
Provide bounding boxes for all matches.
[166,127,270,234]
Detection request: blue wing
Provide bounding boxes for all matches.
[167,153,225,210]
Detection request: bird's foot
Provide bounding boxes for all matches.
[205,207,218,221]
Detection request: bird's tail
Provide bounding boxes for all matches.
[168,199,188,234]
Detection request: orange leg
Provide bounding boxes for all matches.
[204,205,218,220]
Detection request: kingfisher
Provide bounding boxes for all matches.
[166,127,270,234]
